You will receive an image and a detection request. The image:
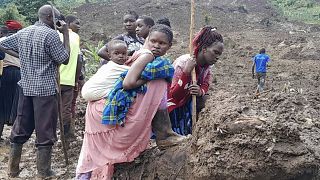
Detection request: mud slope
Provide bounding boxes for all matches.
[0,0,320,179]
[114,29,320,179]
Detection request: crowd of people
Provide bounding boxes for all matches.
[0,3,270,180]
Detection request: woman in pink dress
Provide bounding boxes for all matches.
[76,24,176,180]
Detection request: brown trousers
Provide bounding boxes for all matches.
[10,88,58,147]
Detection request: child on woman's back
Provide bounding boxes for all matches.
[81,40,130,101]
[102,24,175,125]
[77,24,184,180]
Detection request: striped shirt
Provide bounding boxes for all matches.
[0,21,69,96]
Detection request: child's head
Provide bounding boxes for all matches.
[65,15,80,33]
[136,15,155,39]
[123,10,139,35]
[156,17,171,28]
[145,24,173,57]
[259,48,266,54]
[193,26,224,66]
[107,40,128,65]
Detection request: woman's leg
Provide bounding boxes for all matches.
[169,100,192,135]
[152,109,185,149]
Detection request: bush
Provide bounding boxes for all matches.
[82,40,104,77]
[0,3,27,26]
[270,0,320,24]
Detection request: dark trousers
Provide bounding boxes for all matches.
[170,94,208,135]
[0,66,20,126]
[196,94,208,113]
[71,79,84,118]
[256,72,266,93]
[71,87,78,119]
[10,88,58,147]
[61,85,74,127]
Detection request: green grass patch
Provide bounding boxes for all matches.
[270,0,320,24]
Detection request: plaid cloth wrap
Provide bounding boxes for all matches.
[102,57,174,126]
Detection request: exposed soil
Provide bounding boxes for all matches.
[0,0,320,179]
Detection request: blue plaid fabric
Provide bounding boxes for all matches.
[169,99,192,135]
[102,57,174,126]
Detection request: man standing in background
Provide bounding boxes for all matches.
[59,15,81,140]
[252,48,270,94]
[0,5,70,178]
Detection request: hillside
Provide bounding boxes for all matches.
[0,0,320,179]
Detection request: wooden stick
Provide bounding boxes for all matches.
[48,1,69,166]
[0,60,3,76]
[56,69,69,166]
[189,0,197,133]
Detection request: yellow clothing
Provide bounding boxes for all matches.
[59,29,80,86]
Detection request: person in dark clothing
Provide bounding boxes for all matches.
[0,5,70,178]
[136,15,155,39]
[0,23,22,142]
[98,10,144,65]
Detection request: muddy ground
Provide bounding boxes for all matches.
[1,0,320,179]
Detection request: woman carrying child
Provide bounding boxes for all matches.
[168,26,224,135]
[76,24,182,180]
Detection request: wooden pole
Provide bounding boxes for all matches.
[189,0,197,133]
[48,1,69,166]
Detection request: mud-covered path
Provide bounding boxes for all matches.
[1,0,320,179]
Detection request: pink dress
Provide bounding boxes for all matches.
[76,79,167,180]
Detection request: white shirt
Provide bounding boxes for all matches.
[81,61,130,101]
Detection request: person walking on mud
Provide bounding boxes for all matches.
[252,48,270,94]
[0,5,70,179]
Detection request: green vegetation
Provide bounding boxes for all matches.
[83,41,104,77]
[0,0,111,25]
[270,0,320,24]
[84,40,104,63]
[0,3,26,26]
[0,0,110,76]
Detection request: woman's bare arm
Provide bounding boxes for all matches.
[123,53,154,90]
[98,46,110,61]
[0,46,19,58]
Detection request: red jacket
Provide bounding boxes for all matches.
[167,54,212,112]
